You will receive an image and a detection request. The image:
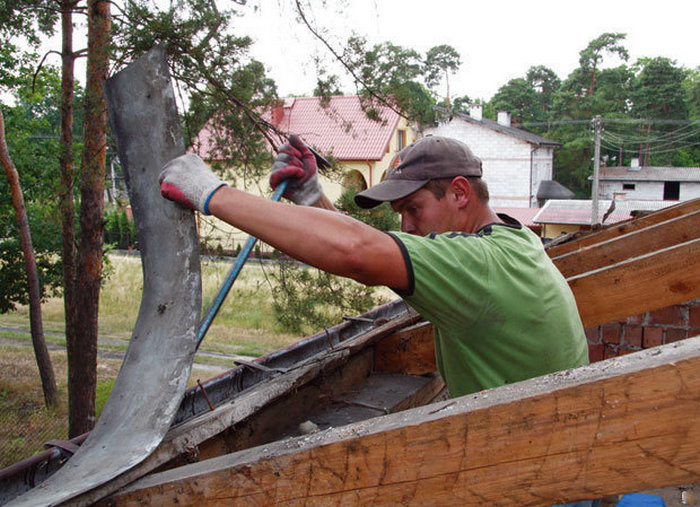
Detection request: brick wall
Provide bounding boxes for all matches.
[586,298,700,362]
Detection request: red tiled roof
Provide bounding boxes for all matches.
[265,96,400,161]
[192,96,401,162]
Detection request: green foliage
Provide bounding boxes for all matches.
[0,66,70,314]
[684,67,700,120]
[578,32,629,96]
[491,77,541,125]
[268,185,397,334]
[270,258,383,335]
[95,379,115,418]
[103,209,137,250]
[630,57,688,120]
[424,45,461,88]
[483,32,700,195]
[335,187,400,232]
[449,95,472,115]
[313,73,343,98]
[110,0,280,183]
[342,36,440,126]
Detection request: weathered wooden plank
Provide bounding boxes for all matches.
[68,310,423,506]
[546,199,700,258]
[374,321,436,375]
[102,336,700,506]
[569,238,700,328]
[200,348,377,461]
[553,210,700,278]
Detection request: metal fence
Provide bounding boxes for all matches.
[0,397,67,469]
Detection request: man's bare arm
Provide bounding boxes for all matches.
[208,186,407,290]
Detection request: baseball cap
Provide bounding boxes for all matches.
[354,136,483,209]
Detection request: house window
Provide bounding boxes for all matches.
[397,129,406,151]
[622,183,635,191]
[663,181,680,201]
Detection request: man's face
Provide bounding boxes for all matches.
[390,188,454,236]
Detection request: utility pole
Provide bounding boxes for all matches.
[591,115,602,226]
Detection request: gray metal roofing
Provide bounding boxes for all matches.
[533,199,675,225]
[455,112,562,147]
[537,180,575,200]
[596,166,700,182]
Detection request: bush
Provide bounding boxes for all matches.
[104,209,137,250]
[269,186,398,334]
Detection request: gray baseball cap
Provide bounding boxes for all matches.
[354,136,483,209]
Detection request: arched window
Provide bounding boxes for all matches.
[342,170,368,193]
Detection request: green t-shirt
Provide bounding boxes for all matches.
[388,215,589,397]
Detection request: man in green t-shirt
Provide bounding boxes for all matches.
[159,135,589,398]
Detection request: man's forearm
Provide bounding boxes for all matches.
[207,186,406,289]
[310,192,337,212]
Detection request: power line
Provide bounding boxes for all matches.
[518,118,700,128]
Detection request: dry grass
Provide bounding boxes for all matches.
[0,341,239,468]
[0,254,305,468]
[0,347,68,468]
[0,253,391,468]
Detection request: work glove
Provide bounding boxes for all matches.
[159,153,227,215]
[269,134,323,206]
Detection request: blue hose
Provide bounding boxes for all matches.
[196,179,288,349]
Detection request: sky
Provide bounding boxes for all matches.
[235,0,700,102]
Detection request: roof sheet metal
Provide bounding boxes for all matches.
[494,207,542,228]
[454,112,561,147]
[268,96,401,161]
[537,180,575,200]
[533,199,675,225]
[596,166,700,182]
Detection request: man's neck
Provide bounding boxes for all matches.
[462,202,503,233]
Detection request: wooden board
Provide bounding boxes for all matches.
[68,311,424,505]
[102,336,700,506]
[569,238,700,328]
[374,321,436,375]
[553,210,700,278]
[546,198,700,258]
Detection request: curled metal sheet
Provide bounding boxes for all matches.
[8,46,201,506]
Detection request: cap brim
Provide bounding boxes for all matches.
[354,179,429,209]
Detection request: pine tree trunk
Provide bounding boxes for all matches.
[0,111,59,408]
[59,0,80,428]
[68,0,111,438]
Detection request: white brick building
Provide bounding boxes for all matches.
[596,165,700,202]
[424,107,564,208]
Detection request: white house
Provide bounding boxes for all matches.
[424,106,565,208]
[595,164,700,202]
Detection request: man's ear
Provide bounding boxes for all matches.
[449,176,472,208]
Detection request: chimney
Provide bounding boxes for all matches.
[271,101,284,126]
[629,157,641,171]
[469,104,483,121]
[497,111,511,127]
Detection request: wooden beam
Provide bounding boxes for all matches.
[68,311,423,505]
[569,238,700,328]
[102,336,700,506]
[374,321,436,375]
[553,210,700,278]
[546,199,700,258]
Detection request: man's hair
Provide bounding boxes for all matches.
[424,176,489,202]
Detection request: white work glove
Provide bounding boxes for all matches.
[269,134,323,206]
[159,153,227,215]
